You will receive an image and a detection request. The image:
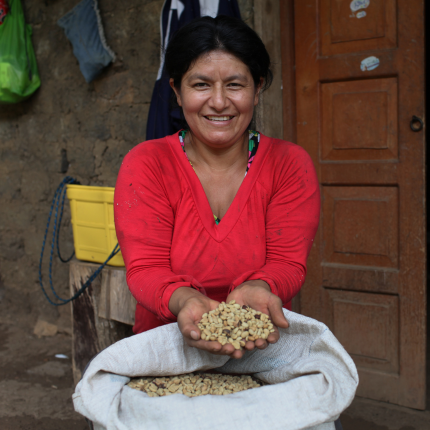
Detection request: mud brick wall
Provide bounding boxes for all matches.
[0,0,254,326]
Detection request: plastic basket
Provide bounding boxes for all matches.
[66,184,124,267]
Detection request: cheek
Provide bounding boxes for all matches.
[181,94,206,116]
[238,93,258,116]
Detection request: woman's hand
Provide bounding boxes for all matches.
[226,280,289,352]
[169,287,246,359]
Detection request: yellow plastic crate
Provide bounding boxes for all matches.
[66,184,124,267]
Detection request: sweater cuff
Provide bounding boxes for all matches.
[159,281,205,323]
[228,271,279,297]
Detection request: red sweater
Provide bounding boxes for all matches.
[114,132,320,333]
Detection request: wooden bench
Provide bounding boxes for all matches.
[69,260,136,384]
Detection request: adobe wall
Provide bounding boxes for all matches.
[0,0,254,327]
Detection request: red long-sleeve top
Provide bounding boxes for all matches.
[114,132,320,334]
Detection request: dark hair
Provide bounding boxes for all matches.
[165,15,273,92]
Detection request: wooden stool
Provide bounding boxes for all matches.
[69,260,136,384]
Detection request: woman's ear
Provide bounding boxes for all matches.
[169,78,182,106]
[254,77,264,106]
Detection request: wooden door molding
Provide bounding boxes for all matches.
[279,0,300,312]
[280,0,297,144]
[254,0,283,140]
[291,0,426,409]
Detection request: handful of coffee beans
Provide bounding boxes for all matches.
[197,300,275,350]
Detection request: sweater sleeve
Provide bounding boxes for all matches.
[114,145,204,323]
[228,143,320,304]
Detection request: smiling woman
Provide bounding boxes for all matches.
[114,16,320,360]
[172,51,259,152]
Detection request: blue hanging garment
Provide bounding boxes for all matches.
[146,0,241,141]
[57,0,116,83]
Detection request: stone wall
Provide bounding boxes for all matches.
[0,0,254,326]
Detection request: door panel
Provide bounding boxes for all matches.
[321,78,398,161]
[292,0,426,408]
[320,0,397,55]
[323,290,399,373]
[322,186,399,268]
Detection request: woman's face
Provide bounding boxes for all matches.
[170,50,262,149]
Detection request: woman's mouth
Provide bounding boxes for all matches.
[205,115,234,122]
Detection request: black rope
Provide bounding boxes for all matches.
[56,181,75,263]
[38,177,120,306]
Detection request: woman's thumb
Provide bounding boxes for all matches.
[190,329,200,340]
[178,315,201,341]
[269,302,289,329]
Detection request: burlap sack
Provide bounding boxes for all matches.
[73,310,358,430]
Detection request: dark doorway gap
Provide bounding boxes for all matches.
[425,0,429,412]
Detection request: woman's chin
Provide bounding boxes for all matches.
[186,119,249,147]
[198,129,246,148]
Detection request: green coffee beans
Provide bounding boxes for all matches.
[127,372,262,397]
[197,301,275,349]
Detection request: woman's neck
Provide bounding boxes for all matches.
[185,131,248,173]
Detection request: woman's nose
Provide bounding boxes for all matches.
[209,85,229,111]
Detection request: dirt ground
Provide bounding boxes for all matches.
[0,286,88,430]
[1,284,430,430]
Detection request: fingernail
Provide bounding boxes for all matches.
[190,330,199,340]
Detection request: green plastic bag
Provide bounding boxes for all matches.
[0,0,41,103]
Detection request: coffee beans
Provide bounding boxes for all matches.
[197,301,275,349]
[127,373,262,397]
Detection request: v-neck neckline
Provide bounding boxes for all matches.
[167,131,271,243]
[179,129,260,225]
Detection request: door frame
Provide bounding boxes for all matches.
[278,0,427,409]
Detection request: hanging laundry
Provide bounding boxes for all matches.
[0,0,9,25]
[57,0,115,83]
[146,0,241,140]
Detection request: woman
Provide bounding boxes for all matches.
[114,16,320,360]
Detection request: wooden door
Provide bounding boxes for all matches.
[289,0,426,409]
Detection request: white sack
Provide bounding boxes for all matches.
[73,310,358,430]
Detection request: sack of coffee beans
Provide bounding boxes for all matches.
[73,309,358,430]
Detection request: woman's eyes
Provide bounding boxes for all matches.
[192,82,243,88]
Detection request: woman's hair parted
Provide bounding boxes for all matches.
[164,15,273,92]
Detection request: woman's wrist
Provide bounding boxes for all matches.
[168,287,206,317]
[235,279,271,293]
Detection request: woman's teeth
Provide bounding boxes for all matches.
[206,116,233,121]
